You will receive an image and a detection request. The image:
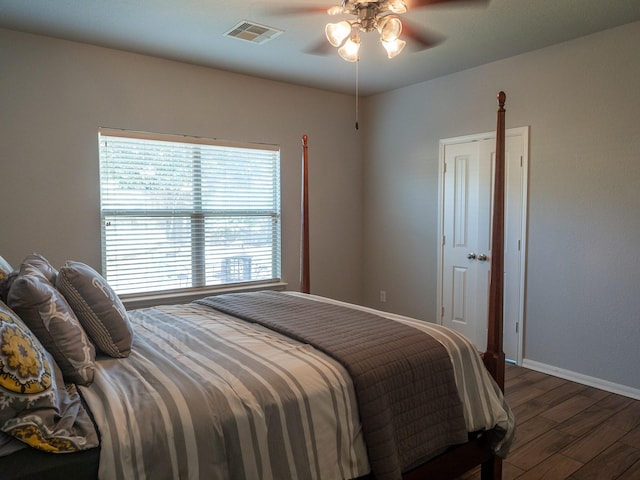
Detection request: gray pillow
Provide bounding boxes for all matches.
[21,253,58,284]
[57,261,133,358]
[7,264,96,386]
[0,300,99,452]
[1,254,57,304]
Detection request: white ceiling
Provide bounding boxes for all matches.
[2,0,640,96]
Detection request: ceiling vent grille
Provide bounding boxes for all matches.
[225,21,284,44]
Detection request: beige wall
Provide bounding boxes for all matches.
[362,21,640,392]
[3,21,639,394]
[0,28,364,304]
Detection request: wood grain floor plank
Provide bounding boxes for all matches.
[529,374,569,394]
[558,403,621,437]
[580,386,612,402]
[503,461,525,480]
[511,398,553,425]
[616,458,640,479]
[505,370,552,395]
[595,392,634,413]
[508,387,548,410]
[507,429,576,471]
[515,453,582,480]
[620,424,640,448]
[507,385,548,410]
[540,394,601,423]
[536,381,588,406]
[510,416,558,451]
[571,442,640,479]
[607,402,640,433]
[562,424,627,464]
[457,365,640,480]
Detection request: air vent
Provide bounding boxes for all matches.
[225,21,284,44]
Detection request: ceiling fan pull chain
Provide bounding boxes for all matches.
[355,58,359,130]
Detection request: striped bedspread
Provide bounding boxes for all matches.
[197,291,468,480]
[79,293,514,480]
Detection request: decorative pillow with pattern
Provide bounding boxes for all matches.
[21,253,58,285]
[57,261,133,358]
[0,301,99,452]
[7,264,95,385]
[0,256,12,281]
[0,257,15,304]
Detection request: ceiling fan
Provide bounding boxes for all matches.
[269,0,489,61]
[267,0,488,130]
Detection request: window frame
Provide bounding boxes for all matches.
[98,128,283,303]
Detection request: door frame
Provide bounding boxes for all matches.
[436,127,529,365]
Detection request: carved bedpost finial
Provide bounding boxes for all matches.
[303,134,308,146]
[497,91,506,110]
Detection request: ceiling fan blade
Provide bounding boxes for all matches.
[402,19,445,50]
[263,6,330,16]
[305,37,334,56]
[406,0,490,8]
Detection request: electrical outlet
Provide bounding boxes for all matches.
[379,290,387,302]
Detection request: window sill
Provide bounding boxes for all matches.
[121,281,288,310]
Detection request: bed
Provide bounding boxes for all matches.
[0,92,513,479]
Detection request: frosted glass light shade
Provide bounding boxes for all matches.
[377,16,402,42]
[387,0,407,14]
[325,21,352,47]
[338,36,361,62]
[382,37,406,58]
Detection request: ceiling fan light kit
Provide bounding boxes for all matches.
[324,0,409,61]
[267,0,489,127]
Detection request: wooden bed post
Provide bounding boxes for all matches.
[298,95,508,480]
[300,134,310,294]
[479,91,507,480]
[483,91,507,392]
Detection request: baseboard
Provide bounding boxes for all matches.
[522,359,640,401]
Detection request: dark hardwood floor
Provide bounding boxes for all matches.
[460,364,640,479]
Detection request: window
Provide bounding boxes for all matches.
[98,129,281,296]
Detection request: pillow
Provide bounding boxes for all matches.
[0,301,99,452]
[0,257,16,304]
[1,254,58,304]
[7,264,95,386]
[0,271,17,305]
[0,256,12,281]
[57,261,133,358]
[21,253,58,284]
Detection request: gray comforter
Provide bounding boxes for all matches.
[80,292,514,480]
[197,291,468,480]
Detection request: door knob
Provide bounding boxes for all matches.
[467,253,477,260]
[477,254,488,262]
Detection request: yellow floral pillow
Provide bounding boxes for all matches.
[0,256,12,281]
[0,301,99,452]
[0,305,52,395]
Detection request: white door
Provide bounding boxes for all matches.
[440,140,490,349]
[438,128,527,363]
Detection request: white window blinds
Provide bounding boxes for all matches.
[98,129,281,295]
